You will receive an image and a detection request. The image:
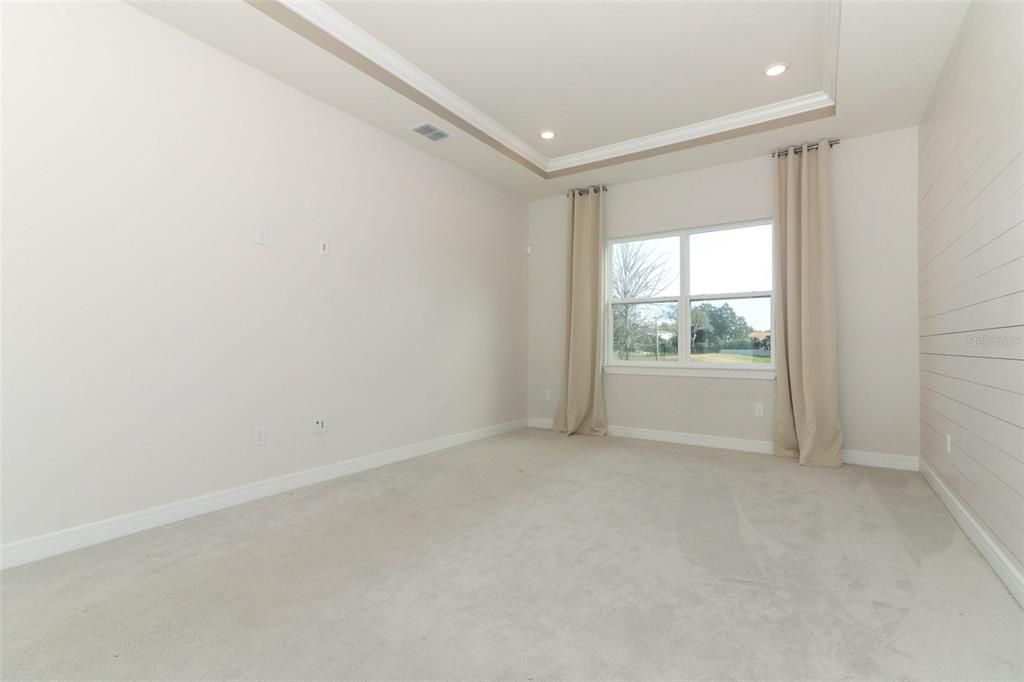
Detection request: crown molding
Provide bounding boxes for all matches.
[545,92,835,173]
[249,0,842,180]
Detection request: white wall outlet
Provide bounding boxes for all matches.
[255,227,270,246]
[319,240,329,255]
[946,433,952,454]
[252,425,266,446]
[544,389,552,401]
[754,402,765,417]
[313,417,327,434]
[526,245,533,256]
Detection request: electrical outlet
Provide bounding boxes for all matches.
[319,240,329,255]
[253,425,266,446]
[754,401,765,417]
[544,389,552,401]
[313,417,327,434]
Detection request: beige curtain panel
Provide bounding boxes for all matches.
[554,189,608,436]
[773,142,844,466]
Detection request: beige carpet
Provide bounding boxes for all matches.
[2,428,1022,680]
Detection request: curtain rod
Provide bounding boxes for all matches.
[567,185,608,197]
[771,138,840,158]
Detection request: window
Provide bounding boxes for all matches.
[606,221,773,375]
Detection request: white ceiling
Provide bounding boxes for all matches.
[133,1,968,199]
[330,1,828,157]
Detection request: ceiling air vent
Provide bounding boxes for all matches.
[411,122,450,142]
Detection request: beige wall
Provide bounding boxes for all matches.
[1,2,527,544]
[917,1,1024,575]
[529,126,921,458]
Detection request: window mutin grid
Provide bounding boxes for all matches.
[605,219,774,372]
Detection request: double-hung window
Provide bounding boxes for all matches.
[606,220,774,377]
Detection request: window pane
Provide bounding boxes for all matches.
[689,297,771,364]
[611,236,679,299]
[689,225,771,295]
[612,302,678,362]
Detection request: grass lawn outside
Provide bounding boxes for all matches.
[690,353,771,364]
[614,352,770,364]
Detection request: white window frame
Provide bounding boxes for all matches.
[604,219,775,380]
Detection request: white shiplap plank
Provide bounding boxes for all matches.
[920,188,1023,279]
[920,327,1024,360]
[920,368,1024,427]
[922,403,1024,495]
[919,291,1024,337]
[920,2,1021,182]
[920,133,1023,251]
[920,220,1023,300]
[920,386,1023,462]
[920,74,1022,221]
[920,155,1024,265]
[919,3,1004,179]
[919,257,1024,318]
[919,354,1024,394]
[920,21,1023,205]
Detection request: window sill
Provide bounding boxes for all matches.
[604,365,776,380]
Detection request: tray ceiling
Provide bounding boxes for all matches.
[250,0,840,177]
[329,1,832,157]
[132,1,968,197]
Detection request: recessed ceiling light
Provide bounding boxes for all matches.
[764,62,789,77]
[540,130,556,140]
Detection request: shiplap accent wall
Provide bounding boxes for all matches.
[917,0,1023,593]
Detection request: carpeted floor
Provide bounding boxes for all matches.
[2,428,1022,680]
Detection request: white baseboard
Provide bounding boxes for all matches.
[527,418,919,471]
[0,418,527,570]
[919,457,1024,608]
